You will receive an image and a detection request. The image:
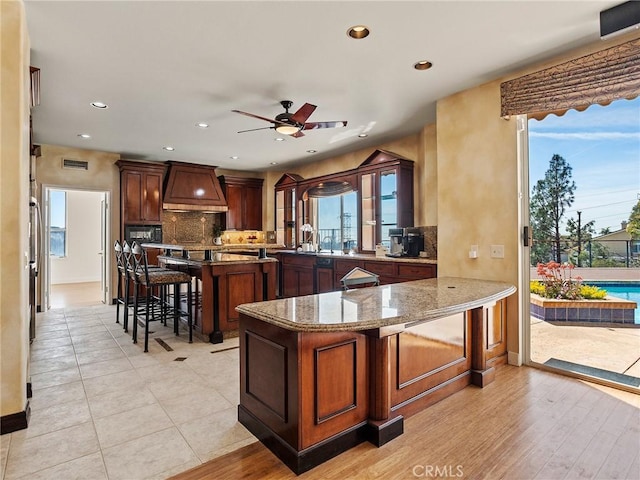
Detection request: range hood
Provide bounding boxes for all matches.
[163,161,228,212]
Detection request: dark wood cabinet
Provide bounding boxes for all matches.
[116,160,167,236]
[358,150,414,253]
[274,173,304,248]
[218,175,263,231]
[279,252,436,298]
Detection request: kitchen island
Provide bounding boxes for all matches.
[148,244,277,343]
[236,277,516,474]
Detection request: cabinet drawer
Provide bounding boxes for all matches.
[397,264,436,279]
[334,259,362,275]
[282,254,315,267]
[363,261,395,276]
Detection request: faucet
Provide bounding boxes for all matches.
[321,236,334,254]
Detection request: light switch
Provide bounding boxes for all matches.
[490,245,504,258]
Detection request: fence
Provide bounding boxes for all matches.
[531,239,640,267]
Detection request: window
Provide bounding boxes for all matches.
[50,190,67,257]
[314,191,358,252]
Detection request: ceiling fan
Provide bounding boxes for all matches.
[232,100,347,138]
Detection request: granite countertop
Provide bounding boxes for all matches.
[143,242,283,251]
[236,277,515,332]
[159,253,277,266]
[275,249,437,265]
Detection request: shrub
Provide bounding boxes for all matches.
[579,284,608,300]
[534,261,583,300]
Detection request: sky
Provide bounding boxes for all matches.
[528,96,640,235]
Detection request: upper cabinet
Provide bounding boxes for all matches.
[218,175,264,231]
[274,173,304,248]
[357,150,414,252]
[116,160,166,228]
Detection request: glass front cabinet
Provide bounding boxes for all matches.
[274,173,304,248]
[357,150,414,252]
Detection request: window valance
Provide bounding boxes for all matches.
[500,38,640,119]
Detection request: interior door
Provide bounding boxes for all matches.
[42,187,51,311]
[100,193,108,304]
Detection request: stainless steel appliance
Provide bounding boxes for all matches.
[124,224,162,244]
[386,227,424,257]
[29,196,42,341]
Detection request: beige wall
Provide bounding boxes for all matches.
[1,0,31,419]
[36,145,121,300]
[436,80,520,354]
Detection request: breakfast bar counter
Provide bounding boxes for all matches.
[236,277,516,474]
[146,244,277,343]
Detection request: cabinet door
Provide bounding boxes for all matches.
[244,185,262,230]
[143,172,163,222]
[360,172,376,252]
[282,265,314,297]
[123,171,143,223]
[315,268,334,293]
[225,184,244,230]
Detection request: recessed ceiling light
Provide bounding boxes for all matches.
[414,60,433,71]
[90,101,108,109]
[358,133,368,138]
[230,156,238,160]
[163,146,175,151]
[306,150,317,154]
[77,133,91,139]
[270,161,278,165]
[274,138,285,142]
[196,122,209,128]
[347,25,370,39]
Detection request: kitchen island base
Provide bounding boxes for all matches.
[238,285,511,474]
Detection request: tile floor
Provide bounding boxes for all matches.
[1,304,255,480]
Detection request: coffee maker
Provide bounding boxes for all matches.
[387,227,424,257]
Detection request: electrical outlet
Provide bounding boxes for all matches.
[490,245,504,258]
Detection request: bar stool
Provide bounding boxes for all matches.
[114,240,130,329]
[128,241,193,352]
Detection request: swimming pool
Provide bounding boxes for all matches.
[588,282,640,324]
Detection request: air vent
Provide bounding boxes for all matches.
[62,159,89,170]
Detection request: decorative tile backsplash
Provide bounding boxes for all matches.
[161,211,264,245]
[418,225,437,259]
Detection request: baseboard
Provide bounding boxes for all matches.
[1,402,30,435]
[508,350,522,366]
[27,382,32,399]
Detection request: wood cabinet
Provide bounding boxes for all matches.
[274,173,304,248]
[358,150,414,253]
[279,252,436,297]
[218,176,263,231]
[116,160,166,235]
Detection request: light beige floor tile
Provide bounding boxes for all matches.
[78,358,133,380]
[28,381,86,412]
[1,434,10,479]
[93,403,173,449]
[70,331,114,345]
[72,338,119,354]
[102,427,198,479]
[82,369,145,398]
[24,452,108,480]
[30,344,75,362]
[176,406,254,460]
[145,371,207,402]
[30,366,81,391]
[30,354,79,375]
[36,323,69,334]
[15,398,92,439]
[32,329,71,341]
[87,386,157,420]
[31,335,72,351]
[4,423,99,479]
[159,387,233,425]
[75,346,127,366]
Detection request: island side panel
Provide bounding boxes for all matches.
[389,312,472,418]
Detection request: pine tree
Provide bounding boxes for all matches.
[530,154,576,263]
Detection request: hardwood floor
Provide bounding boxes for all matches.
[170,365,639,480]
[50,281,102,308]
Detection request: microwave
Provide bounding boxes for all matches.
[124,225,163,244]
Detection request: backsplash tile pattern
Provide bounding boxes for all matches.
[161,211,264,245]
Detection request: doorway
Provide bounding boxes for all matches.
[521,98,640,392]
[43,186,110,309]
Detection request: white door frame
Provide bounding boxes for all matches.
[41,185,111,309]
[516,115,531,366]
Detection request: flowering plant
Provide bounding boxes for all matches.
[300,223,314,244]
[533,261,583,300]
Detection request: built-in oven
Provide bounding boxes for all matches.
[124,225,163,244]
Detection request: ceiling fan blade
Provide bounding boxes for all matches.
[291,130,305,138]
[290,103,317,124]
[237,126,275,134]
[231,109,277,124]
[303,121,348,130]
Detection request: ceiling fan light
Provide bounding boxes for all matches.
[275,124,301,135]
